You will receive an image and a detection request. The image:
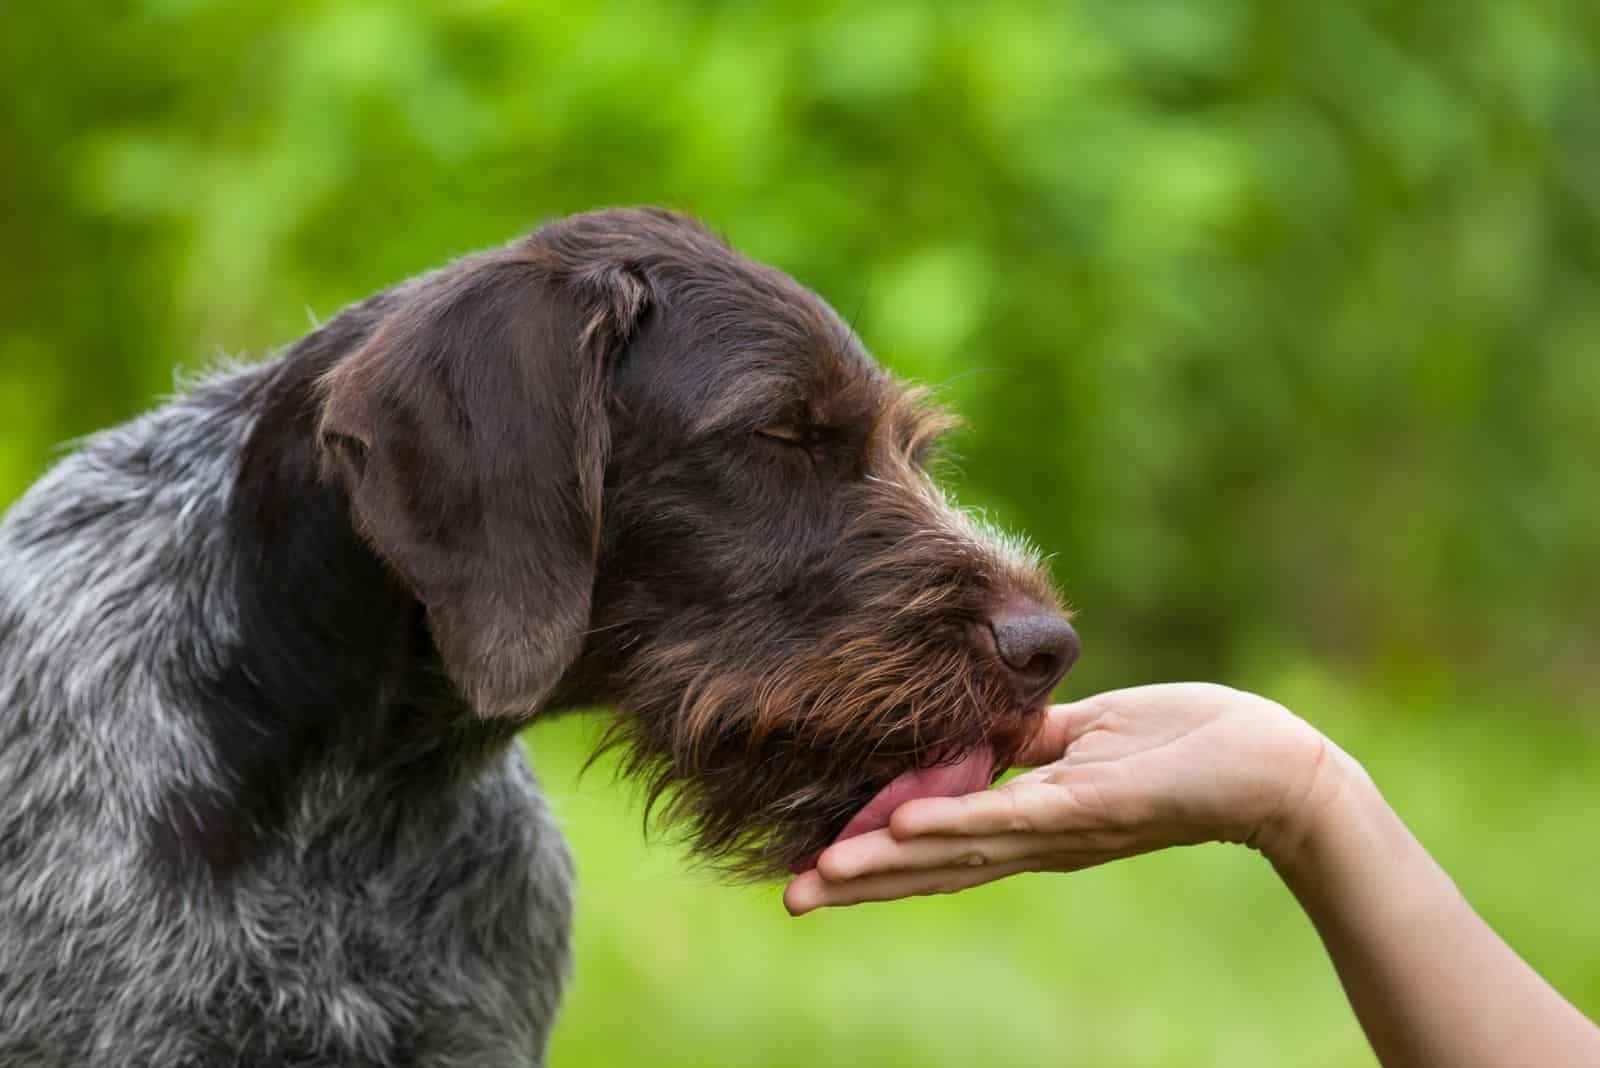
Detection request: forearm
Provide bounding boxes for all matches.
[1268,752,1600,1068]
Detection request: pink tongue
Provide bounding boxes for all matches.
[835,746,997,843]
[789,747,996,874]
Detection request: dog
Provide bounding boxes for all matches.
[0,208,1077,1066]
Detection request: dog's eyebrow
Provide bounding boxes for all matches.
[879,386,961,464]
[689,372,815,436]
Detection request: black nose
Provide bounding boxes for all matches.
[989,603,1080,703]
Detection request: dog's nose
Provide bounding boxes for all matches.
[988,602,1079,704]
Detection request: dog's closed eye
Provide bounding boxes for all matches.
[756,424,807,446]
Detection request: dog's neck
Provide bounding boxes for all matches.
[165,310,525,878]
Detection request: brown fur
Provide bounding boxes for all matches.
[312,207,1072,877]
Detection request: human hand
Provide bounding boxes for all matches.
[784,682,1348,915]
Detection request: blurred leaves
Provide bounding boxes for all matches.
[3,0,1598,698]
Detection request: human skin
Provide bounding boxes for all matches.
[784,683,1600,1068]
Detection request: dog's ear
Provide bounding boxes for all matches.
[316,249,648,717]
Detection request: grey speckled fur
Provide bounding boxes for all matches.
[0,363,575,1067]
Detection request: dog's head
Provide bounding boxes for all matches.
[318,208,1076,876]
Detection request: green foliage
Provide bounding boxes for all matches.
[3,3,1598,1063]
[4,1,1598,693]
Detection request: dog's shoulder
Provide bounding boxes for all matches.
[0,348,577,1066]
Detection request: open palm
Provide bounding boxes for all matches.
[784,683,1330,915]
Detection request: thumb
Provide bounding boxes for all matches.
[1012,696,1108,766]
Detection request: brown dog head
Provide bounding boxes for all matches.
[317,208,1076,876]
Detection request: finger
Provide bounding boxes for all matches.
[889,778,1076,838]
[785,858,1038,915]
[818,828,1085,882]
[1014,695,1120,765]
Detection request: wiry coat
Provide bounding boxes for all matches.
[0,207,1071,1066]
[0,357,574,1066]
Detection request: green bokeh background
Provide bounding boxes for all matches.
[3,3,1597,1065]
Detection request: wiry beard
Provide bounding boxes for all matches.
[591,607,1043,880]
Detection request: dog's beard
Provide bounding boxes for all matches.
[592,626,1040,880]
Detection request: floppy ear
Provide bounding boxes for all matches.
[316,249,648,717]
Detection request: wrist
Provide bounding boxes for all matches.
[1261,744,1459,959]
[1253,730,1376,878]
